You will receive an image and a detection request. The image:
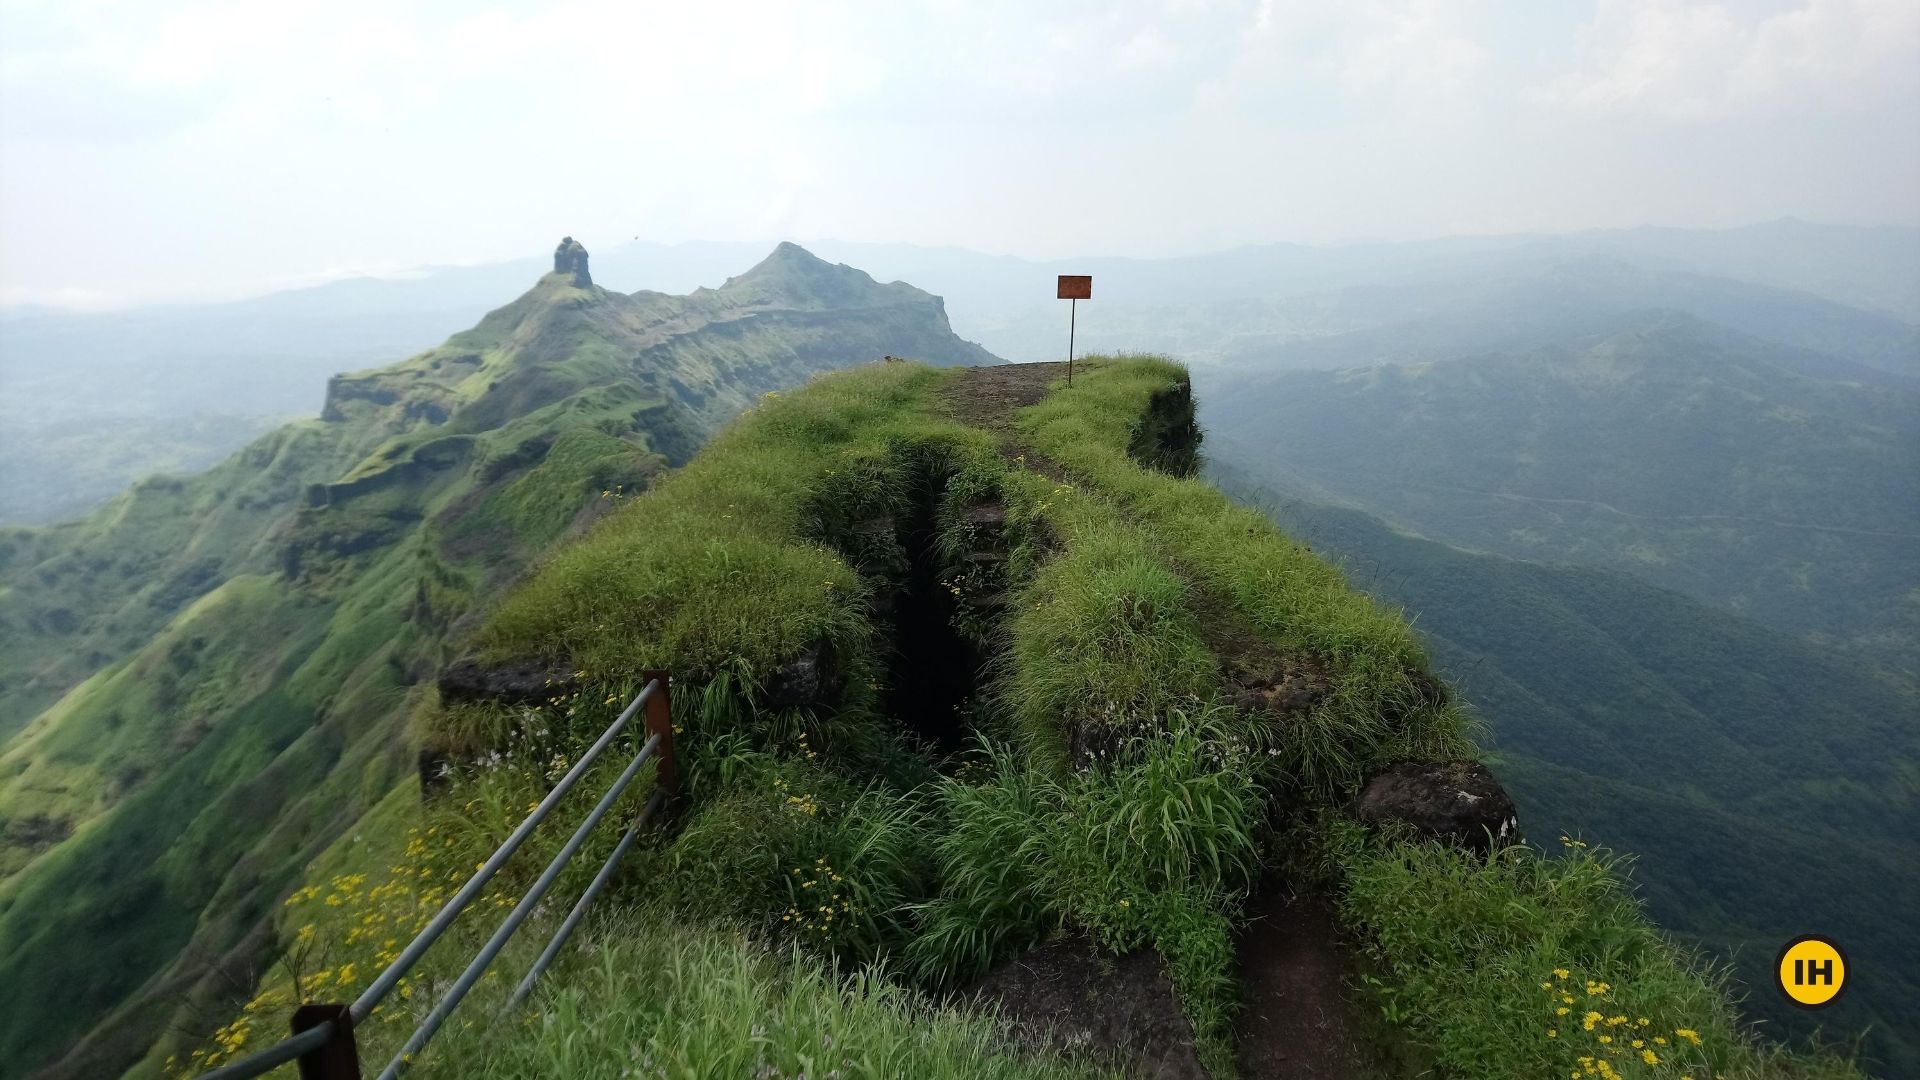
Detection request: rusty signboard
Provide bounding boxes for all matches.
[1057,275,1091,385]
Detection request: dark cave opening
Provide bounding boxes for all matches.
[879,484,981,753]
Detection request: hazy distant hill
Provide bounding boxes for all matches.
[1201,313,1920,670]
[823,221,1920,367]
[0,241,994,1078]
[1210,459,1920,1077]
[6,222,1914,524]
[1197,255,1920,379]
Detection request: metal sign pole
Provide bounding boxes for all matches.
[1056,275,1091,388]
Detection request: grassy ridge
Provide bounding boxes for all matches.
[476,364,966,680]
[183,357,1862,1079]
[1043,358,1862,1078]
[1016,356,1475,796]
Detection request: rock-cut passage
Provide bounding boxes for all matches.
[879,477,981,751]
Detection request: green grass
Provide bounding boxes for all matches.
[475,365,962,679]
[413,918,1112,1080]
[998,497,1219,767]
[171,355,1863,1080]
[301,358,1279,1074]
[1212,463,1920,1074]
[1014,356,1476,801]
[1319,818,1862,1079]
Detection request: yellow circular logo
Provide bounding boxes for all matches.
[1775,935,1848,1009]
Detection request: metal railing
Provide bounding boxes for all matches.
[202,671,676,1080]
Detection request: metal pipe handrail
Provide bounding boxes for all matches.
[349,678,658,1024]
[197,674,672,1079]
[375,730,662,1079]
[506,788,666,1011]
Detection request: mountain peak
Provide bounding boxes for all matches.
[553,236,591,287]
[716,242,920,312]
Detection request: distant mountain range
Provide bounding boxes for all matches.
[0,241,993,1078]
[5,221,1916,524]
[1200,312,1920,671]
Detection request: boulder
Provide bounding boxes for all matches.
[1352,759,1519,851]
[762,640,840,708]
[1226,656,1332,722]
[437,656,578,706]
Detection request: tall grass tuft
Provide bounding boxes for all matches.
[1322,818,1863,1079]
[413,917,1113,1079]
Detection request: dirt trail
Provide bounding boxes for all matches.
[941,362,1068,431]
[944,361,1373,1080]
[939,362,1072,480]
[1234,888,1369,1080]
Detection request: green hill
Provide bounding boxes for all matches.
[161,357,1860,1080]
[1201,313,1920,672]
[1210,458,1920,1075]
[0,239,995,1078]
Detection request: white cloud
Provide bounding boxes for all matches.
[0,0,1914,307]
[1335,1,1489,101]
[1116,27,1183,70]
[1542,0,1920,121]
[1192,1,1492,122]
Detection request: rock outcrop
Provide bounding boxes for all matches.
[553,236,591,287]
[438,656,579,705]
[1352,759,1519,851]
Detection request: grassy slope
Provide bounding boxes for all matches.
[0,418,388,735]
[0,245,994,1078]
[1202,469,1919,1074]
[184,357,1858,1080]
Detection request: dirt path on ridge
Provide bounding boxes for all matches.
[938,362,1072,480]
[942,361,1375,1080]
[1234,888,1370,1080]
[940,361,1068,431]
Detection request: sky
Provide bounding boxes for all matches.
[2,0,1917,310]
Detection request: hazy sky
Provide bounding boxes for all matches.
[3,0,1917,309]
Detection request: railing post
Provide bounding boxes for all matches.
[642,670,675,795]
[291,1004,360,1080]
